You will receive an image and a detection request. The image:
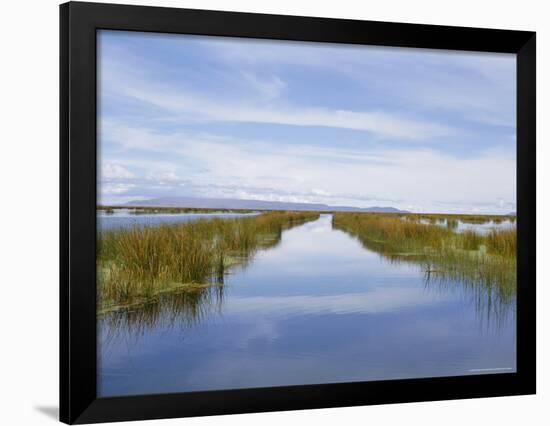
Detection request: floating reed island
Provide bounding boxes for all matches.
[332,212,516,301]
[97,211,319,315]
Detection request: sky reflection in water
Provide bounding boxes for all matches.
[98,215,516,397]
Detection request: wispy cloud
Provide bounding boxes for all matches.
[99,46,454,141]
[206,38,516,128]
[99,121,515,213]
[113,80,453,141]
[241,71,286,101]
[100,162,135,180]
[97,31,516,213]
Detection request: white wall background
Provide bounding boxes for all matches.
[0,0,547,425]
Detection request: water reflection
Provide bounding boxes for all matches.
[334,218,516,318]
[98,214,516,397]
[101,285,225,342]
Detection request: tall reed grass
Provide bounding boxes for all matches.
[332,212,516,299]
[97,211,319,314]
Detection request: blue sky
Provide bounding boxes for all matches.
[98,30,516,214]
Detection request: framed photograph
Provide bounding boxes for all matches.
[60,1,536,424]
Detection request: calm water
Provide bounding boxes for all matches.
[98,214,516,397]
[418,218,516,235]
[97,209,259,231]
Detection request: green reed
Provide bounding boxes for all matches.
[332,212,516,300]
[97,211,319,314]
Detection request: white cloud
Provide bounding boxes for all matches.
[146,170,180,183]
[100,52,453,141]
[207,40,515,128]
[122,86,452,140]
[100,162,135,180]
[99,122,515,213]
[101,182,136,195]
[241,72,286,101]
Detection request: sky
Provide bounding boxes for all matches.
[98,30,516,214]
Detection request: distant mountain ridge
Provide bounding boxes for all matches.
[124,196,409,213]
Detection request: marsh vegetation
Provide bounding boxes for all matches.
[97,211,319,314]
[98,209,516,316]
[400,212,516,224]
[99,213,517,395]
[332,212,516,303]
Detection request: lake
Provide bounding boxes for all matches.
[417,217,516,235]
[97,209,259,231]
[98,214,516,397]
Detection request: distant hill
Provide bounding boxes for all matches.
[124,196,409,213]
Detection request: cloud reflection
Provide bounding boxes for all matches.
[225,286,448,317]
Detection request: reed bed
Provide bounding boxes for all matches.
[401,212,515,224]
[332,213,516,299]
[97,211,319,314]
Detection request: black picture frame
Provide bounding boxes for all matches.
[60,1,536,424]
